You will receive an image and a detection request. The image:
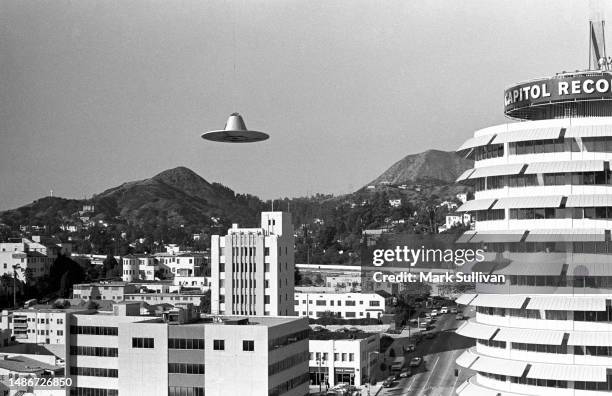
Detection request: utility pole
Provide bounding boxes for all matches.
[12,264,20,308]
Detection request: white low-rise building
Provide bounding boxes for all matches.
[294,292,389,320]
[308,331,379,387]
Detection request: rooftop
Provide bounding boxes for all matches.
[308,329,378,341]
[0,355,62,373]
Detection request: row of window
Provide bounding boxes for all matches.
[70,346,118,357]
[481,241,612,254]
[508,137,578,155]
[70,326,118,336]
[269,329,309,351]
[168,363,205,374]
[269,351,309,375]
[474,144,504,160]
[480,371,612,391]
[269,373,310,396]
[168,387,204,396]
[476,339,507,349]
[132,337,154,348]
[69,388,118,396]
[297,299,379,307]
[168,338,205,350]
[477,306,612,322]
[509,206,612,220]
[473,171,612,191]
[70,366,118,378]
[310,352,355,362]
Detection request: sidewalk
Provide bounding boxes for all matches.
[308,382,383,395]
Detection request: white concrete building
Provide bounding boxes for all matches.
[210,212,295,316]
[294,292,389,320]
[308,332,379,388]
[67,303,309,396]
[121,255,159,282]
[72,282,138,302]
[453,49,612,394]
[155,253,206,278]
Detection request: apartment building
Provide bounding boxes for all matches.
[294,292,389,320]
[67,303,309,396]
[308,331,379,387]
[0,238,57,282]
[155,253,206,277]
[122,255,159,282]
[210,212,295,316]
[123,292,206,308]
[72,282,138,302]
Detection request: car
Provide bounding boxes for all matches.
[450,307,458,314]
[425,331,436,339]
[382,376,396,387]
[409,357,423,367]
[456,313,465,320]
[403,343,415,352]
[430,309,439,317]
[440,306,448,314]
[399,368,412,378]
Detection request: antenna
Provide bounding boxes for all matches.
[589,0,608,70]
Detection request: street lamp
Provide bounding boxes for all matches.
[316,353,327,393]
[367,351,380,396]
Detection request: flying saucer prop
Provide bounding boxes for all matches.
[201,113,269,143]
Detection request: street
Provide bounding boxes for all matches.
[379,310,474,396]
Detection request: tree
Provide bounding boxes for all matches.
[199,290,211,314]
[294,269,302,285]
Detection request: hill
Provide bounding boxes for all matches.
[367,149,472,186]
[0,167,266,232]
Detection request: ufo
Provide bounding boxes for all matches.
[201,113,269,143]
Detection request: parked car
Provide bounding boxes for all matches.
[456,313,465,320]
[450,307,458,314]
[403,343,415,352]
[382,376,396,387]
[399,368,412,378]
[430,309,439,317]
[409,357,423,367]
[440,306,448,314]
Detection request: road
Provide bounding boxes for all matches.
[379,309,475,396]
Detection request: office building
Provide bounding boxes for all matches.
[67,303,309,396]
[210,212,295,316]
[454,21,612,396]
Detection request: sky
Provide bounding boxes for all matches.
[0,0,608,210]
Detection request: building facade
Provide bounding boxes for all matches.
[293,292,388,320]
[67,304,309,396]
[210,212,295,316]
[454,40,612,395]
[308,332,379,388]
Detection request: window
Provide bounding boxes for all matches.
[213,339,225,350]
[264,295,270,304]
[168,363,205,375]
[168,387,204,396]
[132,337,154,348]
[243,340,254,351]
[349,353,354,361]
[168,338,204,350]
[345,300,356,306]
